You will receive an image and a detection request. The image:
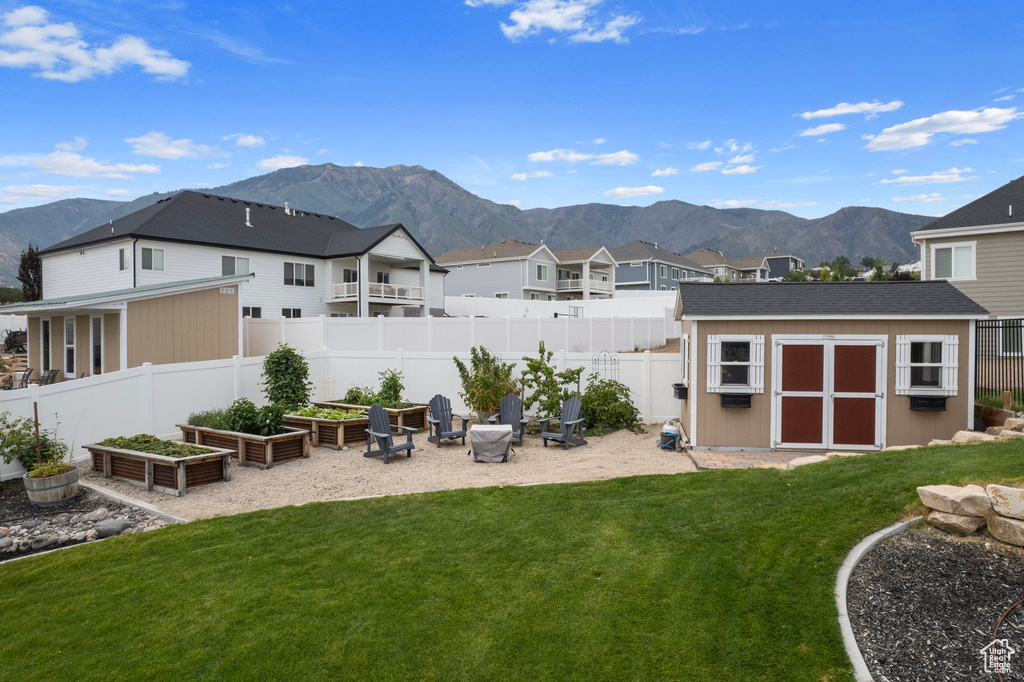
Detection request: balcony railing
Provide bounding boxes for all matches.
[556,279,614,292]
[331,282,424,300]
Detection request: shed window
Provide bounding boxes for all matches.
[706,335,765,393]
[895,335,959,396]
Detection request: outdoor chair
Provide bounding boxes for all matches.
[427,394,470,448]
[0,374,12,390]
[488,393,529,445]
[539,395,587,450]
[17,368,33,389]
[364,404,415,464]
[45,369,59,385]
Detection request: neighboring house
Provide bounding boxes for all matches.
[550,247,617,300]
[684,248,770,281]
[435,240,559,301]
[36,191,446,320]
[749,248,805,279]
[610,240,713,291]
[674,281,988,451]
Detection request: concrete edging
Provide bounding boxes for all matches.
[835,518,916,682]
[80,481,187,524]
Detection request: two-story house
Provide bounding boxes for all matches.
[750,248,805,279]
[610,240,713,291]
[684,248,770,281]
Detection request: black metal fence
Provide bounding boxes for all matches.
[976,318,1024,407]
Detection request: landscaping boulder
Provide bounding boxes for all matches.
[84,507,109,522]
[952,430,996,445]
[826,451,865,458]
[988,515,1024,547]
[1004,417,1024,432]
[926,510,986,534]
[928,439,953,447]
[916,484,992,517]
[987,484,1024,521]
[787,455,828,469]
[94,519,130,538]
[884,445,921,451]
[998,430,1024,440]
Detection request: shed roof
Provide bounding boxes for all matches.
[915,174,1024,233]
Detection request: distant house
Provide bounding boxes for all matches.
[684,248,770,281]
[749,248,805,279]
[550,247,617,300]
[610,240,713,291]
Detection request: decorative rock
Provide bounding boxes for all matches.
[917,484,992,517]
[69,515,81,525]
[53,513,70,524]
[926,510,986,534]
[85,529,98,540]
[70,532,86,542]
[0,537,11,549]
[986,485,1024,521]
[83,507,109,522]
[21,518,41,530]
[828,451,866,457]
[998,430,1024,440]
[884,445,921,451]
[952,430,997,444]
[928,439,953,446]
[94,519,130,538]
[1004,417,1024,432]
[787,455,829,469]
[30,536,55,550]
[988,515,1024,547]
[986,426,1004,436]
[755,462,788,469]
[57,534,69,544]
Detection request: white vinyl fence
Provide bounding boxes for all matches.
[444,293,677,320]
[245,315,674,357]
[0,348,685,481]
[1,314,27,334]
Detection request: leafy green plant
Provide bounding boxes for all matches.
[780,269,809,282]
[342,385,377,406]
[262,344,312,408]
[580,373,642,432]
[453,346,520,414]
[520,342,584,418]
[188,401,285,436]
[376,369,411,409]
[187,408,232,431]
[0,411,68,473]
[293,406,367,420]
[98,435,214,458]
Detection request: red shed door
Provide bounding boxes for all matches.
[777,343,826,448]
[830,343,883,449]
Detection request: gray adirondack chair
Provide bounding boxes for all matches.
[363,404,415,464]
[538,396,587,450]
[426,394,470,447]
[488,393,529,444]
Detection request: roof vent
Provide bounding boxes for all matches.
[1011,205,1014,217]
[110,220,113,234]
[285,202,290,215]
[245,207,252,227]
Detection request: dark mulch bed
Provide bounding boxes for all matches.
[848,523,1024,681]
[0,474,106,526]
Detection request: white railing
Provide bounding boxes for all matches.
[556,279,613,292]
[332,282,358,299]
[331,282,424,300]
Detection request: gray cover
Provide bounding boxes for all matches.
[470,425,513,463]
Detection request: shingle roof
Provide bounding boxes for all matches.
[38,191,439,267]
[609,241,712,273]
[751,248,804,263]
[676,280,988,318]
[435,240,542,264]
[684,248,765,270]
[915,174,1024,232]
[551,247,607,262]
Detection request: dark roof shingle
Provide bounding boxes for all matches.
[915,174,1024,232]
[609,241,712,273]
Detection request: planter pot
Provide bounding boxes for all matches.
[282,414,370,449]
[178,425,310,469]
[317,402,429,432]
[23,467,80,508]
[86,443,234,497]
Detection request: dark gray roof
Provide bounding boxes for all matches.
[39,190,440,268]
[677,280,988,318]
[916,174,1024,232]
[610,240,712,273]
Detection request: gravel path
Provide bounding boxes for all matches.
[80,425,696,521]
[847,523,1024,681]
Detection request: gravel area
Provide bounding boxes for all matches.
[847,523,1024,681]
[80,425,696,521]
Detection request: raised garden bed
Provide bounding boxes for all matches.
[178,424,310,469]
[317,402,429,431]
[85,442,233,497]
[283,412,369,450]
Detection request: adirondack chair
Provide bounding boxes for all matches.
[363,405,416,464]
[538,395,587,450]
[488,393,529,444]
[17,368,33,389]
[426,394,470,448]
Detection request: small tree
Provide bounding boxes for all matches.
[780,269,808,282]
[261,343,312,408]
[521,342,584,418]
[580,373,641,432]
[0,286,24,303]
[453,346,520,414]
[17,244,42,301]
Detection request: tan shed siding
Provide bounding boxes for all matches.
[27,316,40,371]
[920,230,1024,316]
[127,286,238,368]
[693,319,971,449]
[104,313,120,373]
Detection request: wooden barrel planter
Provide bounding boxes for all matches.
[23,467,80,507]
[178,425,310,469]
[85,443,234,497]
[317,402,429,432]
[282,414,369,449]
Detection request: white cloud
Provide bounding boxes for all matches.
[0,5,189,82]
[258,155,309,171]
[529,148,593,162]
[105,188,131,196]
[569,13,641,44]
[224,133,265,148]
[55,136,86,152]
[686,140,712,150]
[0,150,159,178]
[592,137,606,144]
[727,153,755,164]
[799,123,846,137]
[471,0,640,44]
[0,183,79,204]
[651,167,678,177]
[690,161,723,172]
[892,193,946,202]
[510,170,554,180]
[880,167,978,186]
[996,95,1015,102]
[566,169,578,174]
[353,161,365,167]
[866,107,1021,151]
[717,139,753,154]
[708,198,757,208]
[125,131,214,159]
[209,162,229,169]
[501,199,522,207]
[949,138,978,147]
[317,148,330,155]
[799,100,904,120]
[761,200,820,209]
[721,164,761,175]
[603,185,664,198]
[591,149,638,166]
[891,169,907,174]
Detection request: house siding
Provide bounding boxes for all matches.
[526,254,558,292]
[614,261,651,288]
[919,229,1024,316]
[42,240,134,299]
[441,260,523,298]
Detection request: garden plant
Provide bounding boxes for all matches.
[453,346,520,415]
[262,344,312,408]
[520,342,583,418]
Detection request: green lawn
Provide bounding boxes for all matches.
[2,442,1023,681]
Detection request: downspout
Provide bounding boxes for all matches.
[132,238,138,288]
[357,256,361,317]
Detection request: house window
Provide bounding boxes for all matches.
[330,313,349,318]
[557,269,572,280]
[1000,321,1024,357]
[530,293,540,300]
[64,317,75,377]
[895,335,959,396]
[376,272,390,284]
[91,316,102,375]
[284,262,315,287]
[342,268,357,283]
[456,265,464,269]
[706,335,765,393]
[282,308,302,318]
[630,261,642,267]
[659,265,668,278]
[495,292,509,299]
[41,320,50,372]
[242,307,262,318]
[672,268,680,279]
[140,247,164,271]
[118,247,129,271]
[932,242,975,280]
[536,264,548,281]
[715,267,722,275]
[222,256,250,276]
[547,295,555,301]
[660,285,667,290]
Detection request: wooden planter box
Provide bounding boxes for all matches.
[85,443,233,497]
[178,425,310,469]
[282,414,370,449]
[317,402,429,431]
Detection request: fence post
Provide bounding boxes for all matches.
[378,314,384,351]
[233,354,242,400]
[644,350,652,423]
[470,316,476,348]
[506,316,512,353]
[143,362,155,434]
[589,317,594,353]
[280,316,286,345]
[428,315,434,352]
[397,348,404,375]
[320,314,328,350]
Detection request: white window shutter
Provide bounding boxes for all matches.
[680,334,690,386]
[751,335,765,393]
[943,335,959,396]
[895,335,911,395]
[707,335,722,393]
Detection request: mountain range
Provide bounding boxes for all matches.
[0,163,934,286]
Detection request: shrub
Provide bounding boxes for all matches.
[520,342,584,418]
[581,373,641,432]
[454,346,520,414]
[0,411,68,472]
[342,385,377,406]
[189,400,284,436]
[262,344,312,408]
[187,408,232,431]
[376,369,411,409]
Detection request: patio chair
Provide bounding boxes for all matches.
[364,404,415,464]
[45,369,59,385]
[539,395,587,450]
[426,394,470,448]
[17,368,34,389]
[0,374,12,390]
[488,393,529,445]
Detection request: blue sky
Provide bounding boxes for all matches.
[0,0,1022,218]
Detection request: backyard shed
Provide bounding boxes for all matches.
[674,281,988,451]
